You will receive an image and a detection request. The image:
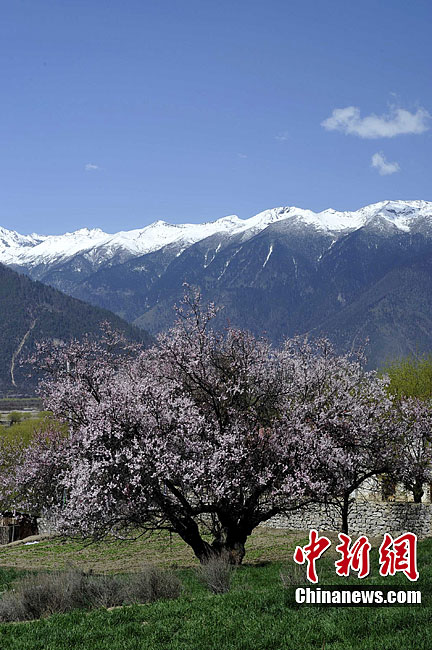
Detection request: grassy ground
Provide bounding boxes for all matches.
[0,527,305,572]
[0,529,430,649]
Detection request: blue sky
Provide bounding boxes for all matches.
[1,0,431,234]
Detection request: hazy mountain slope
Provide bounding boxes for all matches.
[132,220,335,336]
[130,211,432,367]
[310,260,432,368]
[0,263,152,396]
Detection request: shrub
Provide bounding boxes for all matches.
[124,566,182,603]
[196,552,235,594]
[0,568,90,621]
[84,573,125,609]
[8,412,24,425]
[0,565,182,622]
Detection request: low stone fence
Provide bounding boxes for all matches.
[35,502,432,541]
[264,501,432,539]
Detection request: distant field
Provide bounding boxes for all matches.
[0,530,430,650]
[0,397,42,412]
[0,410,53,446]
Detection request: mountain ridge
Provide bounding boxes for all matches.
[3,199,432,369]
[2,200,432,271]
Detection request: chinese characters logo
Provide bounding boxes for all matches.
[294,529,419,583]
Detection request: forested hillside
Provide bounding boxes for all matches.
[0,263,152,396]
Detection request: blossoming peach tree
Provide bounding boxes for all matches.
[4,292,418,563]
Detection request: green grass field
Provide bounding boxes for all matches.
[0,529,430,649]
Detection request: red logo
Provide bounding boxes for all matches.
[379,533,419,581]
[294,529,332,583]
[293,530,419,583]
[335,533,371,578]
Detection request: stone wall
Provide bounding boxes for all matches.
[264,501,432,538]
[37,511,61,535]
[38,500,432,540]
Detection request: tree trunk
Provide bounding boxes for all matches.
[210,537,246,565]
[341,493,350,534]
[225,541,246,565]
[413,479,424,504]
[168,515,214,563]
[204,520,248,565]
[162,493,250,565]
[191,538,246,565]
[170,515,247,565]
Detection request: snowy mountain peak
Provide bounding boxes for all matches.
[147,220,171,228]
[67,227,105,236]
[0,226,45,252]
[1,200,432,270]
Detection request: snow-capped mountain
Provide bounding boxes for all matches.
[2,200,432,270]
[0,212,275,268]
[0,226,46,254]
[3,199,432,369]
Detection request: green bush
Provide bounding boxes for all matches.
[7,411,24,425]
[382,355,432,400]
